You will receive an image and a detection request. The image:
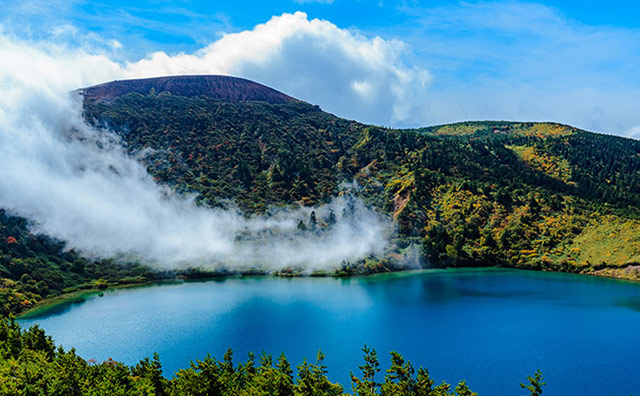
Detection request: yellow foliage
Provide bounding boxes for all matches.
[428,122,575,137]
[432,124,479,136]
[507,145,572,182]
[562,215,640,267]
[354,128,371,149]
[523,123,574,137]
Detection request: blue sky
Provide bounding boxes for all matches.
[1,0,639,135]
[5,1,639,56]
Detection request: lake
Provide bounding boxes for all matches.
[18,268,640,396]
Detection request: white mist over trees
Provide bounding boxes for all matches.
[0,36,389,271]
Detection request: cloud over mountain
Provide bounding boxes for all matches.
[0,25,391,270]
[2,12,431,127]
[124,12,430,126]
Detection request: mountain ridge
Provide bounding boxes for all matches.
[80,75,297,105]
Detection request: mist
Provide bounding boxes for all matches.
[0,38,389,272]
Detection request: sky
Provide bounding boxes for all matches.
[1,0,640,136]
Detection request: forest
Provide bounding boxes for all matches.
[2,87,640,316]
[0,316,545,396]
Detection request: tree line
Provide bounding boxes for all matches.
[0,317,545,396]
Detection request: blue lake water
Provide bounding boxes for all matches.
[18,268,640,396]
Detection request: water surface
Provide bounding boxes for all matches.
[19,268,640,396]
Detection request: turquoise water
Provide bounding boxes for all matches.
[18,268,640,396]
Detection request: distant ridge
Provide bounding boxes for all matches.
[80,75,297,104]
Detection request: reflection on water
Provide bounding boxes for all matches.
[18,268,640,396]
[615,298,640,312]
[23,294,96,318]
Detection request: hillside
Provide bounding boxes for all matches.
[2,75,640,315]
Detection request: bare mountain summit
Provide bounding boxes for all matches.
[80,75,297,104]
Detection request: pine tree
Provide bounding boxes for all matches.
[309,211,317,231]
[520,369,545,396]
[351,345,380,396]
[381,351,415,396]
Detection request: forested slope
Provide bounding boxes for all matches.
[2,75,640,315]
[82,83,640,278]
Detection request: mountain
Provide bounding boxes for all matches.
[2,75,640,315]
[80,75,296,105]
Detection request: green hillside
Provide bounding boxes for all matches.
[82,92,640,274]
[2,76,640,315]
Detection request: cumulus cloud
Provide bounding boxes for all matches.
[1,12,430,127]
[0,29,390,271]
[0,34,122,92]
[122,12,430,126]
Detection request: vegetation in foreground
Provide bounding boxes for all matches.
[0,317,545,396]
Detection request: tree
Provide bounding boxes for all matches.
[132,353,168,396]
[455,380,477,396]
[327,211,337,227]
[296,351,342,396]
[274,353,294,396]
[414,368,435,396]
[521,369,545,396]
[351,345,380,396]
[309,211,318,231]
[381,351,415,396]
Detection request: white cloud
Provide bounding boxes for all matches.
[0,34,122,92]
[0,27,390,270]
[110,39,122,49]
[123,12,430,126]
[1,12,432,127]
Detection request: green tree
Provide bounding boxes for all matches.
[132,353,168,396]
[455,380,477,396]
[414,368,435,396]
[351,345,380,396]
[521,369,545,396]
[296,351,342,396]
[381,351,416,396]
[309,211,318,231]
[327,211,337,227]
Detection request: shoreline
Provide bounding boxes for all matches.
[17,289,105,319]
[17,280,180,319]
[17,265,640,319]
[16,269,446,318]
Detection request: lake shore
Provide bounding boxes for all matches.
[17,269,430,318]
[18,264,640,319]
[17,280,181,319]
[17,288,106,319]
